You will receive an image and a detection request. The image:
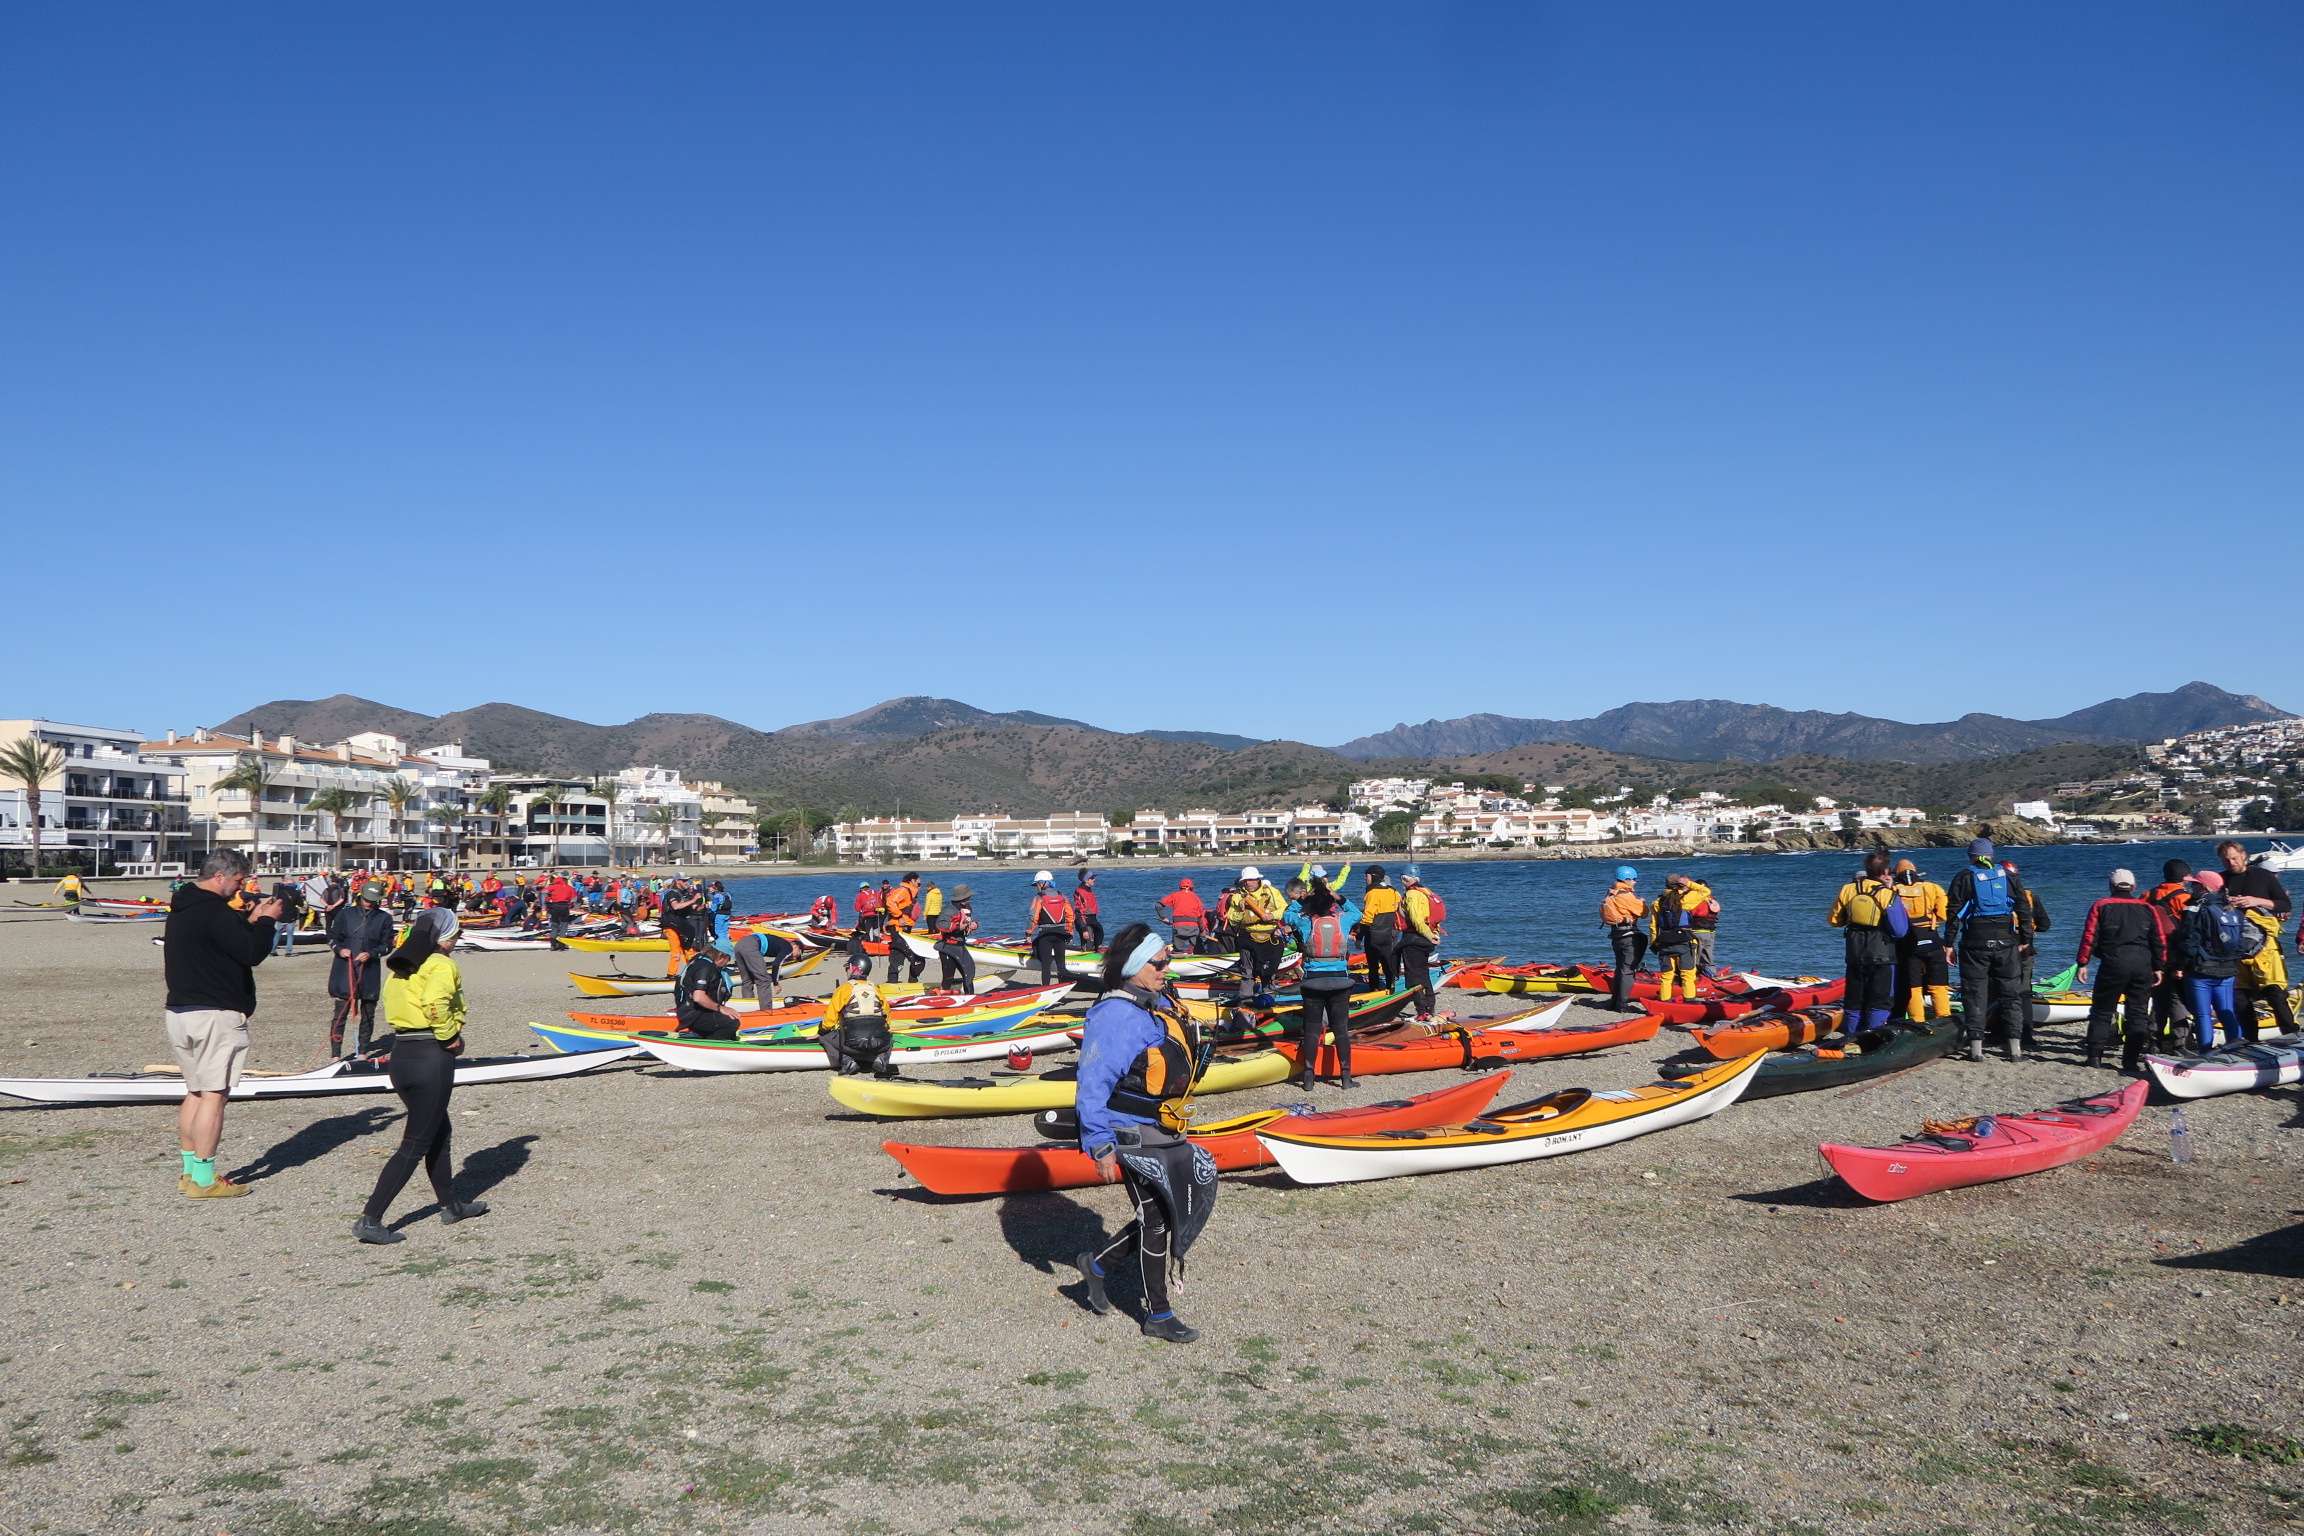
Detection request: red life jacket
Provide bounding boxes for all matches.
[1034,893,1073,928]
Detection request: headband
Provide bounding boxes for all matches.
[1123,932,1168,976]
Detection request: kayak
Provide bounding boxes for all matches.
[536,983,1074,1053]
[66,909,167,924]
[560,934,670,953]
[1694,1018,1959,1100]
[1252,1051,1768,1185]
[825,1049,1295,1119]
[1695,1008,1843,1058]
[635,1018,1082,1073]
[565,943,844,996]
[0,1047,646,1105]
[881,1076,1512,1196]
[1267,1000,1663,1078]
[1818,1079,2148,1203]
[2027,992,2092,1026]
[2146,1033,2304,1101]
[1642,980,1847,1026]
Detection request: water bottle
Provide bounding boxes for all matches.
[2169,1107,2194,1164]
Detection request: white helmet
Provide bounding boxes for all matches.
[1239,866,1262,881]
[1032,869,1055,883]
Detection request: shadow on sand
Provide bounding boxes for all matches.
[2156,1216,2304,1279]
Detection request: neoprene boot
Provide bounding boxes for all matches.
[1966,1037,1985,1063]
[440,1199,490,1225]
[1074,1252,1113,1316]
[1930,986,1952,1020]
[1141,1313,1200,1344]
[2085,1048,2105,1070]
[2121,1046,2142,1075]
[354,1218,404,1245]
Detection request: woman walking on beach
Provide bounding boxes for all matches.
[354,908,489,1244]
[1072,923,1215,1344]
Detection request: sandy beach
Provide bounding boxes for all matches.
[2,910,2299,1535]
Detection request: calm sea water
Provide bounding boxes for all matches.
[710,837,2287,980]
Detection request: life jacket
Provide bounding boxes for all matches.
[855,890,881,915]
[810,895,838,927]
[1394,888,1446,936]
[1032,892,1073,930]
[1072,884,1099,915]
[1161,890,1205,929]
[1306,911,1351,960]
[1958,864,2016,921]
[1105,989,1201,1129]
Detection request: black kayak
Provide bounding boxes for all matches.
[1672,1018,1959,1099]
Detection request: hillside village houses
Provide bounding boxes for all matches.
[0,717,757,873]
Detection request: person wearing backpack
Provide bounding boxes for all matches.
[1827,851,1904,1039]
[2215,840,2295,1035]
[1944,838,2035,1062]
[1600,867,1647,1011]
[1282,878,1364,1090]
[1648,874,1704,1003]
[1026,872,1076,986]
[1396,872,1444,1022]
[1357,867,1403,993]
[1890,860,1952,1023]
[2172,869,2262,1052]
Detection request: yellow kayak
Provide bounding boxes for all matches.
[826,1050,1294,1120]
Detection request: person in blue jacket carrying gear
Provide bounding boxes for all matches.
[1282,876,1363,1091]
[1944,837,2036,1063]
[1070,923,1217,1345]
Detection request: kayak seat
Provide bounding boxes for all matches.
[2052,1099,2119,1117]
[1906,1133,1975,1152]
[1463,1120,1509,1135]
[1371,1098,1412,1109]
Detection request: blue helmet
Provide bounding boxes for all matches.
[1616,865,1638,881]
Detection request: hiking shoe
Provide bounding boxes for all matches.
[1074,1252,1113,1316]
[182,1175,250,1199]
[439,1199,490,1226]
[354,1218,404,1245]
[1141,1314,1200,1344]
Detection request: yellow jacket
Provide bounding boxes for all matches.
[1398,886,1438,942]
[1828,879,1899,930]
[1361,886,1401,927]
[921,886,943,921]
[1226,884,1287,939]
[382,953,466,1043]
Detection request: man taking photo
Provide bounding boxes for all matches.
[162,850,284,1199]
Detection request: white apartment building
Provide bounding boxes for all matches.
[830,813,1111,862]
[694,782,760,864]
[1411,806,1612,847]
[0,719,190,873]
[611,766,705,865]
[1348,777,1431,811]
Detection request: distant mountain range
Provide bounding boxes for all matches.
[1329,683,2289,764]
[209,681,2288,821]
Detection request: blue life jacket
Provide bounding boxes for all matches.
[1959,864,2015,920]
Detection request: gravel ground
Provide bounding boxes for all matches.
[2,912,2301,1536]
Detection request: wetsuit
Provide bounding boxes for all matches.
[1076,985,1213,1324]
[1072,883,1104,951]
[1945,863,2035,1056]
[1227,886,1287,995]
[1359,883,1402,993]
[1027,892,1074,986]
[1826,878,1901,1035]
[2074,894,2164,1066]
[1284,899,1363,1088]
[674,953,739,1041]
[935,905,979,992]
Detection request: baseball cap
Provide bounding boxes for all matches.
[2110,868,2136,888]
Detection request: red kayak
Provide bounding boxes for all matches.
[1643,980,1846,1027]
[1273,1006,1662,1078]
[1819,1080,2147,1203]
[883,1075,1510,1196]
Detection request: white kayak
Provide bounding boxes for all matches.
[0,1047,646,1105]
[2146,1033,2304,1101]
[67,909,167,924]
[637,1023,1079,1074]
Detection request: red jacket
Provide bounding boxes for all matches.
[1072,884,1099,915]
[1157,889,1205,923]
[2074,895,2167,971]
[546,879,577,905]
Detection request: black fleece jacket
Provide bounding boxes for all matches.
[163,883,276,1014]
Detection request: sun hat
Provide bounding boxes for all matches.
[1968,838,1995,859]
[1239,867,1262,881]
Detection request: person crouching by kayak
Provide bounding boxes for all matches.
[1072,923,1214,1344]
[1600,867,1646,1011]
[934,885,979,993]
[355,909,488,1244]
[674,943,746,1041]
[819,980,896,1077]
[731,926,794,1010]
[1284,878,1362,1090]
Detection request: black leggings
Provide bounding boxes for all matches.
[1075,913,1104,950]
[1031,930,1070,985]
[1363,932,1401,994]
[1097,1169,1174,1317]
[1400,939,1436,1017]
[937,941,977,993]
[1297,983,1356,1081]
[1241,938,1284,991]
[364,1035,459,1222]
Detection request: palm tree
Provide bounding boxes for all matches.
[424,804,465,870]
[641,803,681,867]
[306,787,361,870]
[377,777,417,871]
[475,784,515,865]
[0,736,66,882]
[591,778,627,865]
[213,752,283,870]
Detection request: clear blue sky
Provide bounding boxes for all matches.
[5,3,2298,744]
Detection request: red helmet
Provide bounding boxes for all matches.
[1178,877,1194,888]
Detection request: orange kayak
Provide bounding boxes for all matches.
[882,1075,1509,1196]
[1696,1007,1844,1059]
[1272,1006,1662,1077]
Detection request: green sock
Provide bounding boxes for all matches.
[183,1154,216,1188]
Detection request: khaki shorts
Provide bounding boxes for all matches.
[164,1009,250,1094]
